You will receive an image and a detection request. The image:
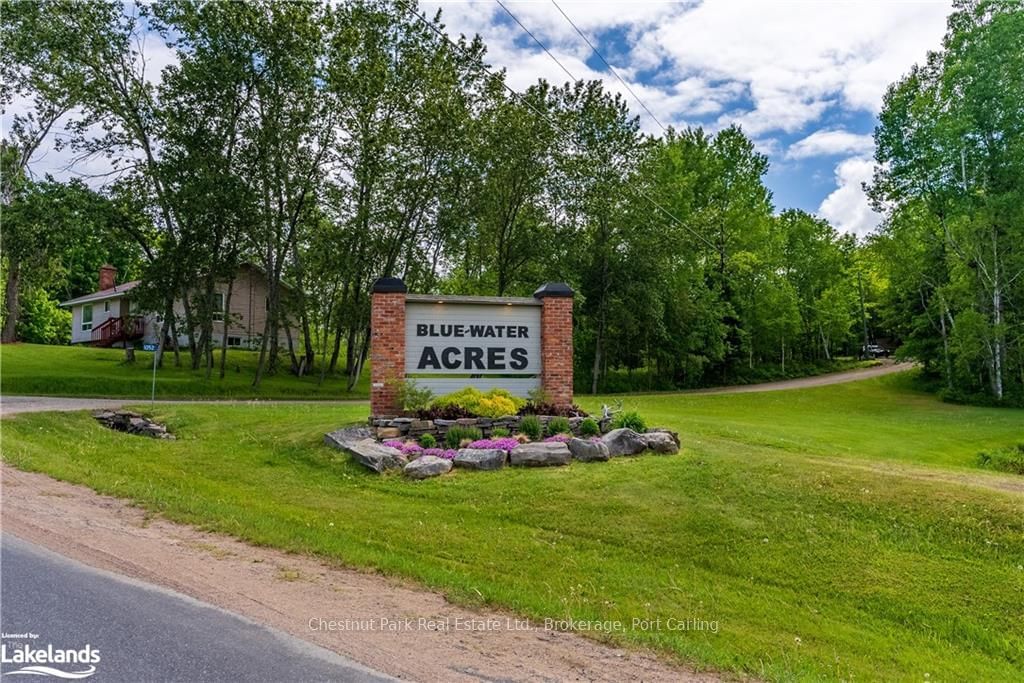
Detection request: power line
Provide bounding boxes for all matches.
[495,0,578,84]
[550,0,668,133]
[396,0,720,255]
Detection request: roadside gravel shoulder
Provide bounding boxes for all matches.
[0,464,721,683]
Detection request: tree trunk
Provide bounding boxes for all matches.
[2,262,21,343]
[992,284,1004,400]
[937,291,953,391]
[346,326,369,392]
[121,307,135,363]
[591,322,603,395]
[219,278,235,380]
[328,320,344,374]
[857,270,870,358]
[153,297,175,370]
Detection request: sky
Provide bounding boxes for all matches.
[8,0,954,238]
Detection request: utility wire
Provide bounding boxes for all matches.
[396,0,721,255]
[495,0,579,83]
[550,0,668,133]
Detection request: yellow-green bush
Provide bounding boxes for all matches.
[433,387,526,417]
[476,395,518,418]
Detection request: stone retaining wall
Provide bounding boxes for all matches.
[368,414,606,440]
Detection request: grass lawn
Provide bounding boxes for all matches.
[3,373,1023,680]
[0,342,369,399]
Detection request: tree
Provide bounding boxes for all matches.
[870,0,1024,401]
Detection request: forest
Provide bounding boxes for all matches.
[1,0,1021,404]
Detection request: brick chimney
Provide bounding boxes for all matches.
[99,264,117,291]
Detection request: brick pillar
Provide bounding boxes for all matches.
[534,282,574,409]
[370,277,407,416]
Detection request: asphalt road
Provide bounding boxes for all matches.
[0,395,366,417]
[1,361,913,417]
[0,535,391,682]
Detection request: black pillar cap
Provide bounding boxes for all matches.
[533,282,574,299]
[372,277,407,294]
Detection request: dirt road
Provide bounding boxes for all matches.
[687,360,913,395]
[0,465,718,682]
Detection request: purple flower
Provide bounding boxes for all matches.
[422,448,457,460]
[467,437,520,451]
[544,434,571,443]
[382,440,423,455]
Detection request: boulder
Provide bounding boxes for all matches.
[601,428,647,456]
[325,435,406,473]
[454,448,506,471]
[642,430,679,454]
[323,426,373,450]
[509,442,571,467]
[567,438,610,462]
[376,426,402,439]
[404,455,453,479]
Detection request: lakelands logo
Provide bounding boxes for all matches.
[1,640,100,679]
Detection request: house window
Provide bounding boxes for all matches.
[129,299,140,314]
[82,304,93,331]
[212,292,225,322]
[227,336,242,347]
[104,301,110,312]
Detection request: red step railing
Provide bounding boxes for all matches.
[91,315,146,347]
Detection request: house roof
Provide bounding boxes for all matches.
[58,262,292,309]
[59,280,141,308]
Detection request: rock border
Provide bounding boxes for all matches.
[93,410,175,440]
[325,425,681,479]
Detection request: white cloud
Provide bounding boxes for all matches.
[638,1,951,135]
[817,156,881,237]
[786,129,874,160]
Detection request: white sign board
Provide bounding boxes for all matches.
[404,299,541,395]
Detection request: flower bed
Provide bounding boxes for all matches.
[383,440,458,460]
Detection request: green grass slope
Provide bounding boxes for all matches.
[2,374,1022,680]
[0,343,369,399]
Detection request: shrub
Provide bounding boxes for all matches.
[611,410,647,433]
[434,387,526,417]
[579,417,600,437]
[445,426,483,449]
[519,414,542,441]
[416,404,473,420]
[518,401,589,418]
[527,386,552,406]
[418,433,437,449]
[977,444,1024,475]
[476,395,518,418]
[394,379,434,412]
[434,387,484,410]
[490,427,511,437]
[546,416,571,435]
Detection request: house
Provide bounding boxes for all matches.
[59,264,288,350]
